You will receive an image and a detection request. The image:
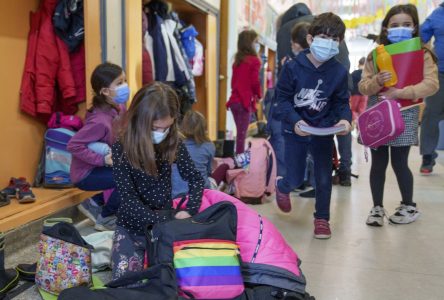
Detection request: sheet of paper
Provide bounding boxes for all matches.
[299,124,346,136]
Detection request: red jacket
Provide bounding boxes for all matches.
[20,0,76,119]
[226,55,262,112]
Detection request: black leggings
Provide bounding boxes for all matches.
[370,146,414,207]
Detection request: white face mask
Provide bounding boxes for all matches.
[151,128,170,144]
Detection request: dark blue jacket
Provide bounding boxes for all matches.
[420,2,444,73]
[273,49,351,134]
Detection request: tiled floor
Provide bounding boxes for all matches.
[5,140,444,299]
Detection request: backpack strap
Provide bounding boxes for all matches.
[262,139,277,195]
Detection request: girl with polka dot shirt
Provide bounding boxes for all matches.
[110,82,204,280]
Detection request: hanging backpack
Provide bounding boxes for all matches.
[147,201,244,299]
[35,128,75,188]
[226,138,277,204]
[180,25,198,60]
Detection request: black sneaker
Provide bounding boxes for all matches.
[299,189,315,198]
[0,193,10,207]
[338,169,351,186]
[420,154,436,175]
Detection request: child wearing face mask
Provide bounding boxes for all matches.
[67,62,129,231]
[110,82,204,280]
[171,110,216,198]
[273,13,352,239]
[226,29,262,154]
[359,4,438,227]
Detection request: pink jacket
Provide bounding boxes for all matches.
[174,189,306,293]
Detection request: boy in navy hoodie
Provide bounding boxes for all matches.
[273,12,352,239]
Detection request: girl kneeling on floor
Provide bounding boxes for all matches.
[111,82,204,280]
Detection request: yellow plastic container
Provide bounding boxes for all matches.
[376,45,398,87]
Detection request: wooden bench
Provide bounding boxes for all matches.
[0,188,94,232]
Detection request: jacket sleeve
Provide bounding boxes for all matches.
[250,57,262,99]
[420,17,434,44]
[112,142,168,230]
[396,51,439,100]
[358,56,383,96]
[207,143,216,176]
[176,143,204,215]
[67,122,108,166]
[273,63,301,126]
[332,70,352,123]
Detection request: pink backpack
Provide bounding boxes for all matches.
[47,112,83,131]
[226,138,277,203]
[358,99,405,148]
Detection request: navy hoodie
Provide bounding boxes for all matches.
[273,49,351,135]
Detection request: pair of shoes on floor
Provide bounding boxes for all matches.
[366,204,420,226]
[0,177,36,204]
[0,233,20,298]
[420,153,438,175]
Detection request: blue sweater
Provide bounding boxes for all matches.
[172,139,215,198]
[273,49,351,135]
[421,3,444,73]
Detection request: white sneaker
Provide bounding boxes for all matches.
[389,204,420,224]
[366,206,386,227]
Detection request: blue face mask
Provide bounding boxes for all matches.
[310,37,339,62]
[151,128,170,144]
[254,43,261,54]
[112,83,130,104]
[387,27,414,43]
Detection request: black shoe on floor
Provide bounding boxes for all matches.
[338,169,351,186]
[0,193,10,208]
[299,189,316,198]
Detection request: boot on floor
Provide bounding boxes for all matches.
[0,233,19,299]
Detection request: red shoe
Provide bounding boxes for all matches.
[314,219,331,239]
[275,178,291,213]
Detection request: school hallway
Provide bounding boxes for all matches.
[254,138,444,300]
[5,138,444,300]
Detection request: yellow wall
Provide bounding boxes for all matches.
[0,1,44,185]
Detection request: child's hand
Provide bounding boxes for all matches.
[175,211,191,219]
[376,71,392,86]
[294,120,311,136]
[104,153,113,166]
[335,120,351,135]
[380,87,400,99]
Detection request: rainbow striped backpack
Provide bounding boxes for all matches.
[147,201,244,299]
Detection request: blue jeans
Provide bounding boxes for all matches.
[76,167,120,217]
[277,134,334,220]
[268,117,286,177]
[336,132,352,171]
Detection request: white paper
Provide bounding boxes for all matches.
[299,124,346,136]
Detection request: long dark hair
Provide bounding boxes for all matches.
[234,29,258,66]
[89,62,122,112]
[180,110,210,145]
[119,82,180,176]
[376,4,437,63]
[378,4,419,46]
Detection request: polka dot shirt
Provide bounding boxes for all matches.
[112,140,204,235]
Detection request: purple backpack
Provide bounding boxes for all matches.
[358,99,405,148]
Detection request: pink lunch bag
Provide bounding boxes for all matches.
[357,99,405,148]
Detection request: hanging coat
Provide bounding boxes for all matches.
[20,0,76,119]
